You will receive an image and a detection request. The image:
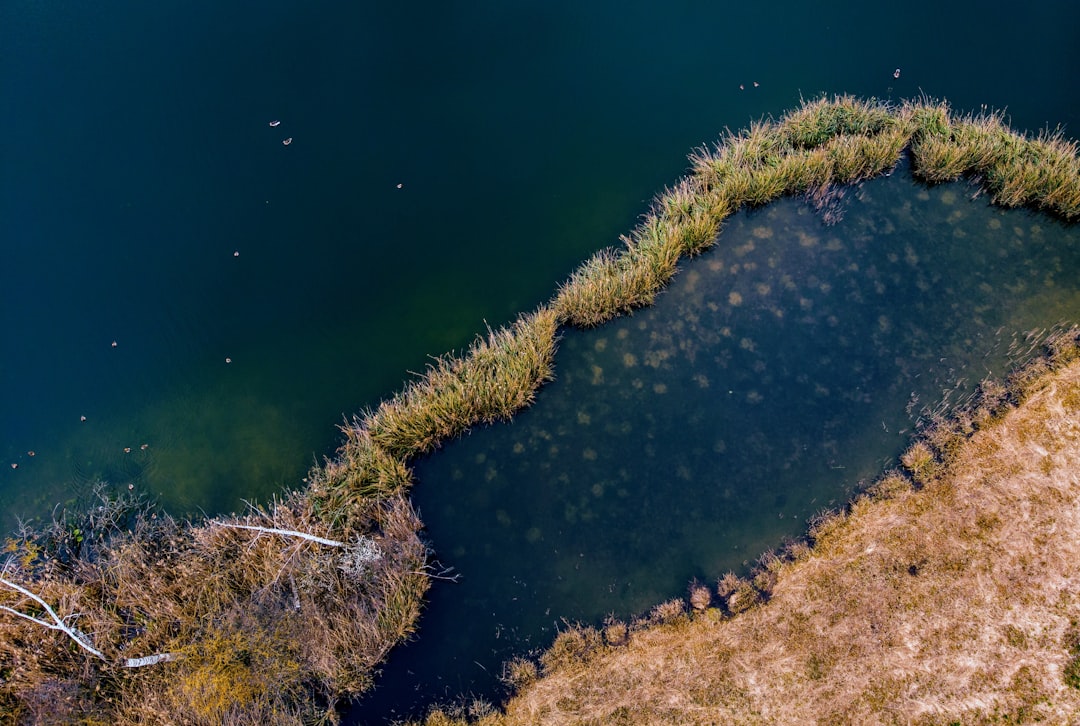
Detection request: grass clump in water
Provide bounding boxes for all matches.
[909,100,1080,218]
[366,306,560,458]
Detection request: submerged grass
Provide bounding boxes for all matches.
[2,95,1078,722]
[416,328,1080,725]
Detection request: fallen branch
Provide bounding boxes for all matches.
[212,521,345,547]
[0,576,181,669]
[123,652,181,668]
[0,576,106,661]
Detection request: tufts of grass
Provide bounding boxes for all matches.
[778,95,898,149]
[367,307,559,457]
[553,176,729,328]
[649,598,689,625]
[866,471,914,502]
[691,120,789,184]
[501,656,539,690]
[909,102,1080,220]
[552,245,676,328]
[538,626,603,675]
[603,617,630,646]
[689,582,713,611]
[806,507,848,554]
[716,572,759,616]
[985,130,1080,218]
[900,440,940,486]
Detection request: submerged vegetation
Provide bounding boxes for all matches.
[417,328,1080,725]
[1,96,1078,723]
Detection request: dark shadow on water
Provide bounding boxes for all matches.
[347,161,1080,723]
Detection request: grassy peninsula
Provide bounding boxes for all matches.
[1,96,1078,723]
[420,328,1080,725]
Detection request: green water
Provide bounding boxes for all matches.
[354,163,1080,720]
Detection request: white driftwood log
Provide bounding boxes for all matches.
[213,521,345,547]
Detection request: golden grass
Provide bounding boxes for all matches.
[416,331,1080,725]
[365,306,560,458]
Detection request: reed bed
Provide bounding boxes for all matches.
[366,306,560,459]
[2,95,1078,723]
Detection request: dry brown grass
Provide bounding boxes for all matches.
[0,487,427,724]
[419,331,1080,725]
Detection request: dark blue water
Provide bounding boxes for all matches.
[3,1,1080,723]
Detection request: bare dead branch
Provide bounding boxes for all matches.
[0,576,107,661]
[211,521,345,547]
[1,576,181,669]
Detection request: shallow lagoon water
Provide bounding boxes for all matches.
[353,163,1080,722]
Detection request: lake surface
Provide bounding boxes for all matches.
[2,0,1079,722]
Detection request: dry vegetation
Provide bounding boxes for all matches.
[2,95,1078,723]
[0,487,427,724]
[418,329,1080,725]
